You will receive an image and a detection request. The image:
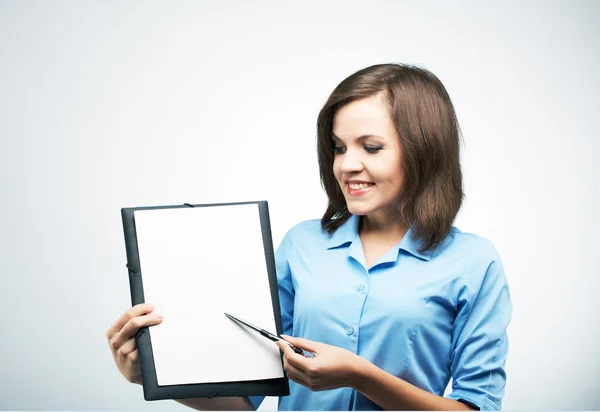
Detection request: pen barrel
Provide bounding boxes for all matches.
[259,330,272,339]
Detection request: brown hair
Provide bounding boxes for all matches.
[317,63,464,253]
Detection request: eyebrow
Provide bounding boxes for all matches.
[331,132,386,142]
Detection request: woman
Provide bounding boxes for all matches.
[106,63,511,411]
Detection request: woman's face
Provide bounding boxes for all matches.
[332,94,404,222]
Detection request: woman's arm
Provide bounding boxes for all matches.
[350,358,474,411]
[277,337,475,411]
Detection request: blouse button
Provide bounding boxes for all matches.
[346,327,354,336]
[356,284,365,292]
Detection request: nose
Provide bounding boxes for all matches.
[337,149,364,174]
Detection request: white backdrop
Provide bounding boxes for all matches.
[0,1,598,410]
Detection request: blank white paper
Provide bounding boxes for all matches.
[133,203,284,386]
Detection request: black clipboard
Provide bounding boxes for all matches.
[121,200,289,401]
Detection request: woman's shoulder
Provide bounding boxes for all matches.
[443,227,510,302]
[441,226,502,265]
[276,218,331,252]
[277,219,329,257]
[283,218,328,241]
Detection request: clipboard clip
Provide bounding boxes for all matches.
[126,263,138,274]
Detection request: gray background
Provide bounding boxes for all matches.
[1,0,598,410]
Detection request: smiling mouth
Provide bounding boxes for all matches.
[346,182,375,196]
[348,182,374,190]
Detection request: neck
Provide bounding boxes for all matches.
[359,211,408,239]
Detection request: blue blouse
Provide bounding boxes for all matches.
[251,214,511,411]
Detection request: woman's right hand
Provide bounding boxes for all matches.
[106,303,163,384]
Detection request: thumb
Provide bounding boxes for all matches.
[281,335,320,353]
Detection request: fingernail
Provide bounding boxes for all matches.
[146,303,154,310]
[155,314,163,320]
[281,334,291,339]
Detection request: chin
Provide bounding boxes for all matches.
[346,200,392,219]
[346,204,373,216]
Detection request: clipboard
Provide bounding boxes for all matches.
[121,200,289,401]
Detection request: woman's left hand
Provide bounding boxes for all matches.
[276,335,364,391]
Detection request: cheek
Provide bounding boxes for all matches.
[393,164,404,186]
[332,158,341,180]
[376,158,403,189]
[387,153,404,183]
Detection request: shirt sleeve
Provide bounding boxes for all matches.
[248,229,296,411]
[446,240,512,411]
[275,228,295,337]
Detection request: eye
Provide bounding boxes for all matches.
[364,145,383,154]
[332,145,346,154]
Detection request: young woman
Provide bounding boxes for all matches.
[106,63,511,411]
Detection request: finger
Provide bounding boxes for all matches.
[106,303,156,338]
[277,340,305,359]
[126,348,139,364]
[283,362,311,389]
[283,360,307,380]
[120,311,163,340]
[277,340,311,372]
[281,335,320,354]
[283,358,309,388]
[109,311,163,352]
[116,337,137,358]
[287,372,310,389]
[276,340,295,357]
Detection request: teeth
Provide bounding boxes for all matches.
[349,182,373,190]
